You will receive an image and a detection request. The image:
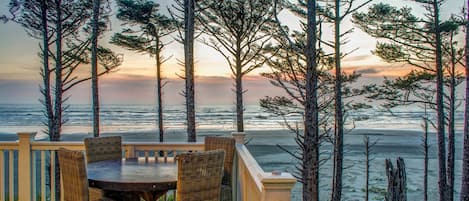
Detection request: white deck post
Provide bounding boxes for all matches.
[18,132,36,201]
[231,132,246,201]
[261,173,297,201]
[231,132,246,144]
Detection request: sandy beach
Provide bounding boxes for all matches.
[0,128,464,200]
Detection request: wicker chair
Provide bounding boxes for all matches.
[176,150,225,201]
[57,148,114,201]
[84,136,122,163]
[204,136,236,201]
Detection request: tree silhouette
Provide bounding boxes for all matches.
[262,0,367,199]
[170,0,197,142]
[196,0,276,132]
[320,0,372,199]
[353,2,465,200]
[461,1,469,199]
[112,0,177,142]
[4,0,120,141]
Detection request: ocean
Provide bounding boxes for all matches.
[0,103,464,136]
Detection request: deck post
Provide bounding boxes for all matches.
[231,132,246,201]
[124,145,136,158]
[231,132,246,144]
[18,132,36,201]
[261,173,297,201]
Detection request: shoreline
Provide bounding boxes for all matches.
[0,127,432,141]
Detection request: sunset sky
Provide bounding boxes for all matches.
[0,0,465,105]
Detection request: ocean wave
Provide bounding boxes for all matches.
[0,104,462,134]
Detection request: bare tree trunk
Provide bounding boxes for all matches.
[235,59,244,132]
[184,0,196,142]
[423,115,429,201]
[156,39,164,142]
[52,2,63,198]
[303,0,319,200]
[447,33,457,201]
[432,0,447,200]
[364,136,370,201]
[40,0,54,137]
[52,0,63,142]
[91,0,100,137]
[40,2,61,197]
[460,2,469,199]
[385,157,407,201]
[331,0,343,200]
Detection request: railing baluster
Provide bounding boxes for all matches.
[41,151,45,201]
[0,150,4,201]
[144,151,149,162]
[153,149,160,163]
[32,151,36,201]
[163,151,168,163]
[9,150,14,201]
[172,150,176,163]
[50,151,56,201]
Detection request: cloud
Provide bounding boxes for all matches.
[344,63,414,78]
[355,67,380,75]
[343,54,374,62]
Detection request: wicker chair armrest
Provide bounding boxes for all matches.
[89,187,115,201]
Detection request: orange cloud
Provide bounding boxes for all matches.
[343,63,419,78]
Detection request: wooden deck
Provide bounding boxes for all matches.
[0,132,296,201]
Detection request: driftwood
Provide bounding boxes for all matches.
[385,157,407,201]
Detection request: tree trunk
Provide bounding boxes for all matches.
[364,136,370,201]
[432,1,447,200]
[447,33,457,201]
[460,2,469,199]
[52,0,63,142]
[235,59,244,132]
[423,116,429,201]
[184,0,196,142]
[331,0,343,200]
[156,39,164,142]
[303,0,319,200]
[52,2,63,198]
[91,0,100,137]
[40,0,54,137]
[385,157,407,201]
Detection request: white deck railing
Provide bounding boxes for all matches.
[0,132,296,201]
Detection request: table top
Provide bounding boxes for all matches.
[87,159,178,192]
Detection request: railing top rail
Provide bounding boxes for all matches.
[123,142,204,150]
[236,144,296,191]
[31,141,85,150]
[122,142,204,145]
[0,141,19,150]
[28,141,205,151]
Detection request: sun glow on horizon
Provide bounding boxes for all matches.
[0,0,465,84]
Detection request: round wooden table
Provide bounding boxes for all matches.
[87,158,177,201]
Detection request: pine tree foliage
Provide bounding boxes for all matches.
[196,0,276,132]
[353,2,465,200]
[112,0,177,142]
[260,0,367,200]
[3,0,121,141]
[319,1,372,200]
